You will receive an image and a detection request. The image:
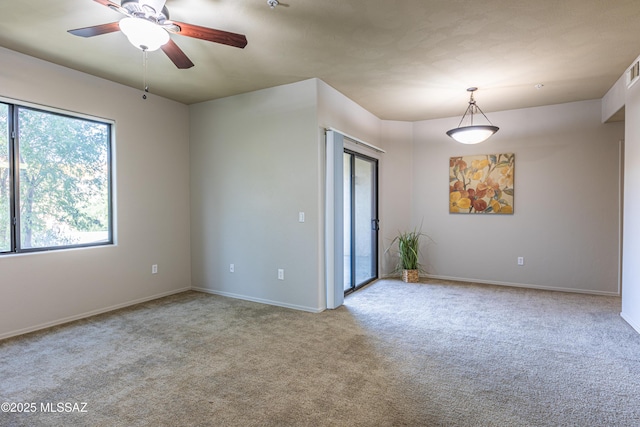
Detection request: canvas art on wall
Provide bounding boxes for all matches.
[449,153,514,214]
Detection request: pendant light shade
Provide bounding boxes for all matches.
[447,88,499,144]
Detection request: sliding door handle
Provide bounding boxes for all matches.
[371,219,380,231]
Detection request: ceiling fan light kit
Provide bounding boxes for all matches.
[446,87,499,144]
[119,17,169,51]
[68,0,247,69]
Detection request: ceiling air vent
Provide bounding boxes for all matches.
[627,61,640,88]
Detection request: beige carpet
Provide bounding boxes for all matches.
[1,278,639,426]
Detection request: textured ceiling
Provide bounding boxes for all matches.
[0,0,639,121]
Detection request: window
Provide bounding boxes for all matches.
[0,101,112,254]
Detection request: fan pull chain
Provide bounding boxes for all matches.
[142,49,149,100]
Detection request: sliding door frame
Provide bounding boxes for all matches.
[343,149,379,295]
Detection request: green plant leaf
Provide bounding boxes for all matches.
[386,227,432,273]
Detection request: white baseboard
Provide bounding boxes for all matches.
[621,312,640,334]
[0,287,191,341]
[382,273,620,296]
[192,287,324,313]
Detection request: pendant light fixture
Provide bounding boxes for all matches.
[446,87,499,144]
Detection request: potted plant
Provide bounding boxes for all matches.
[387,228,430,283]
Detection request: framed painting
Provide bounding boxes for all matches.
[449,153,514,214]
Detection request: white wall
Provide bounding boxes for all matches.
[2,45,629,338]
[378,121,413,274]
[622,78,640,332]
[317,80,382,146]
[0,47,191,339]
[190,79,323,311]
[190,79,408,311]
[602,73,626,123]
[412,100,623,294]
[317,81,414,278]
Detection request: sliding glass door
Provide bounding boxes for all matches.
[343,150,378,294]
[0,103,9,253]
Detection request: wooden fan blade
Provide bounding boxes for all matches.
[170,21,247,48]
[68,22,121,38]
[161,39,195,69]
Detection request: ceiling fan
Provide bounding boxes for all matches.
[68,0,248,69]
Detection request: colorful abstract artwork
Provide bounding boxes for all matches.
[449,153,514,214]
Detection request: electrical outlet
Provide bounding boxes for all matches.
[230,263,235,273]
[298,212,305,223]
[517,257,524,266]
[152,264,158,274]
[278,269,284,280]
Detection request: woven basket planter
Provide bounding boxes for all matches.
[402,269,419,283]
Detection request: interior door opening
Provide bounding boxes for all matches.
[343,149,378,295]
